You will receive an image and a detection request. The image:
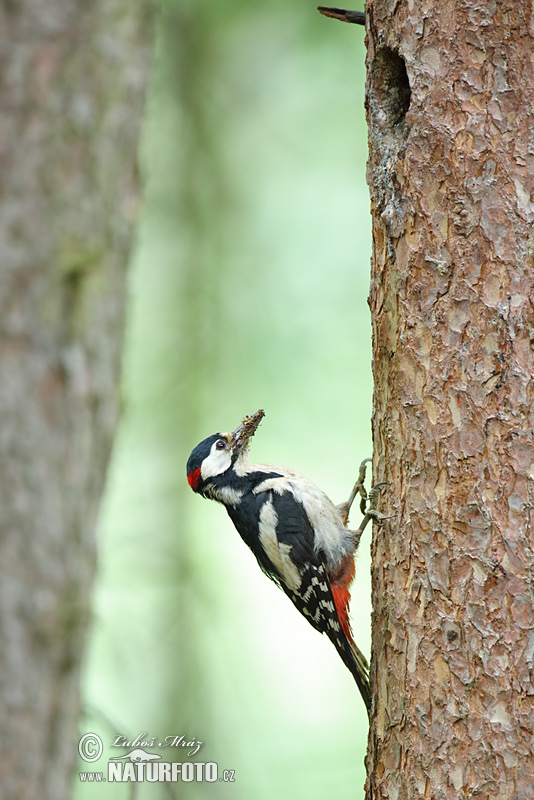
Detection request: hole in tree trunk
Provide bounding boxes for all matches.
[370,47,411,131]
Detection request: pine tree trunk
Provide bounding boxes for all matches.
[0,2,150,797]
[365,1,534,797]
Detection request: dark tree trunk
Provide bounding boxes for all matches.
[365,0,534,796]
[0,2,150,797]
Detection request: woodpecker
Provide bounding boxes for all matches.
[186,409,386,717]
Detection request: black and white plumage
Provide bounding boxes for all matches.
[186,409,372,715]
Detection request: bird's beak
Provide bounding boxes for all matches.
[231,409,265,453]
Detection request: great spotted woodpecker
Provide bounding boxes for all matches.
[186,410,386,717]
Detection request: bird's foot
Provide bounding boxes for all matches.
[337,458,372,526]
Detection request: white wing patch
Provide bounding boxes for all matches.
[258,499,302,592]
[253,471,354,569]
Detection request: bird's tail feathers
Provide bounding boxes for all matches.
[343,638,371,718]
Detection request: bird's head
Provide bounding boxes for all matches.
[186,409,265,495]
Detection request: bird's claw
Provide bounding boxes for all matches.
[338,458,372,524]
[340,462,393,533]
[365,482,394,526]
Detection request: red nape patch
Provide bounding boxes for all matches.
[331,556,356,641]
[187,467,201,490]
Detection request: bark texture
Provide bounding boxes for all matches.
[365,1,534,797]
[0,2,150,798]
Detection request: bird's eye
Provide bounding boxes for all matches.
[215,439,226,451]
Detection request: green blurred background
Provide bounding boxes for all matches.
[77,1,371,797]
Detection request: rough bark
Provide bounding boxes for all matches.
[365,1,534,797]
[0,2,150,798]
